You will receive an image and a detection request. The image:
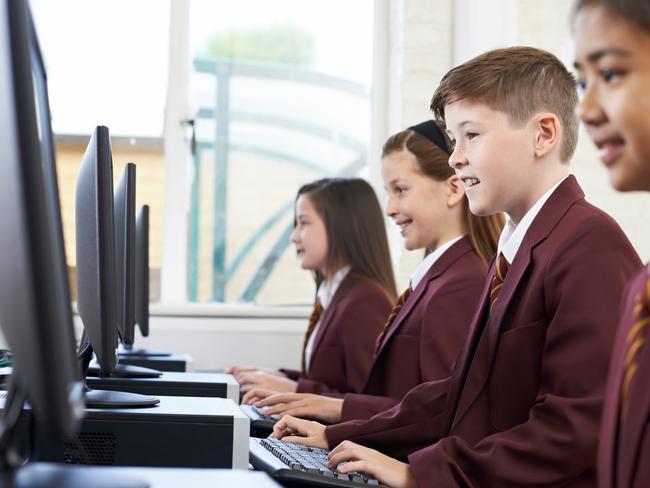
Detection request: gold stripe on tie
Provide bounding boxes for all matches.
[374,287,412,356]
[489,254,510,313]
[619,275,650,422]
[301,299,324,374]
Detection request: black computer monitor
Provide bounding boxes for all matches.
[114,163,136,347]
[118,205,171,358]
[0,0,83,441]
[0,1,149,486]
[75,126,161,404]
[135,205,150,338]
[76,125,119,375]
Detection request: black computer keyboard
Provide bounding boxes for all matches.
[249,437,384,487]
[241,404,279,437]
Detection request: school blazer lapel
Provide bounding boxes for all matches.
[375,237,475,357]
[617,341,650,488]
[308,273,354,357]
[451,176,585,430]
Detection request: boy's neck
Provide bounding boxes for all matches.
[508,167,569,227]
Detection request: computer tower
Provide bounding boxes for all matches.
[31,396,249,469]
[86,372,239,402]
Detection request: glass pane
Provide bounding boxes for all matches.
[188,0,374,304]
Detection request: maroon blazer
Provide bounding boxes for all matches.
[339,237,487,421]
[325,176,641,487]
[598,267,650,488]
[281,272,393,395]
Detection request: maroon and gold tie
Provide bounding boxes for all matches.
[619,274,650,422]
[301,299,324,374]
[490,253,510,314]
[374,286,413,355]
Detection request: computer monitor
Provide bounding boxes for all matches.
[0,0,83,441]
[135,206,150,338]
[76,126,160,404]
[114,163,136,347]
[76,125,119,375]
[119,206,170,357]
[0,1,148,485]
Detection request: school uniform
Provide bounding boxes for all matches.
[281,269,393,395]
[324,176,641,487]
[339,236,487,422]
[598,266,650,488]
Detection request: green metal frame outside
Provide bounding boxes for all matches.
[190,57,368,302]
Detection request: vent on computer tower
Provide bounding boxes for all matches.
[64,432,116,465]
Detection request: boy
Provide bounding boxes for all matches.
[573,1,650,487]
[271,46,642,487]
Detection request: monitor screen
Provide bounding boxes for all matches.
[114,163,137,346]
[135,205,150,337]
[75,125,119,376]
[0,0,83,437]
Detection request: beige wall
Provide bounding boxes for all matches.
[56,141,166,300]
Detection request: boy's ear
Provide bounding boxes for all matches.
[533,113,560,159]
[446,175,465,207]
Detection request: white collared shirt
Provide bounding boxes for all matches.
[497,175,570,265]
[410,235,465,291]
[304,266,351,372]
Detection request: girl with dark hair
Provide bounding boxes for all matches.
[229,177,396,396]
[573,2,650,486]
[244,121,504,423]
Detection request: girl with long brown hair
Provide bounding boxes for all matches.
[229,177,396,396]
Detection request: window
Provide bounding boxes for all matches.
[30,0,170,301]
[187,0,374,303]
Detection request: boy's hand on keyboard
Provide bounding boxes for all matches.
[328,441,417,488]
[237,371,298,394]
[255,393,344,423]
[270,415,328,449]
[242,387,277,404]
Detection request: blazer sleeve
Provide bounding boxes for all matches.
[325,377,451,460]
[278,368,302,381]
[408,221,641,487]
[340,393,400,422]
[296,287,391,395]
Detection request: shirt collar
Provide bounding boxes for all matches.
[410,235,465,290]
[316,266,351,309]
[497,175,569,264]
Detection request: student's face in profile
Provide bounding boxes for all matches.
[290,194,329,274]
[574,5,650,191]
[445,99,534,223]
[382,150,453,251]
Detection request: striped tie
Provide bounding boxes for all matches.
[490,253,510,313]
[619,274,650,422]
[301,299,324,374]
[374,287,413,355]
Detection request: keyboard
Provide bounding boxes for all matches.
[249,437,384,487]
[240,404,278,436]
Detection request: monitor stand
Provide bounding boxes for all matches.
[0,381,148,487]
[86,363,162,378]
[78,340,159,409]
